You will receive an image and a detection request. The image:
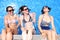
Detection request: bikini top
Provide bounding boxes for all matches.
[8,19,18,24]
[23,14,33,23]
[22,14,33,27]
[41,15,51,26]
[5,19,18,25]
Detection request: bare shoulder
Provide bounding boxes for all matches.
[29,12,35,16]
[50,16,54,20]
[39,14,43,18]
[4,15,8,19]
[20,15,23,20]
[14,14,18,17]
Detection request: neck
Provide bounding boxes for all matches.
[44,12,49,15]
[24,13,29,16]
[8,13,14,16]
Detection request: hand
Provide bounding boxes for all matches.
[40,30,44,34]
[6,28,11,32]
[52,28,56,32]
[21,27,26,31]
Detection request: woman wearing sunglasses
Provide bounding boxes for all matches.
[38,6,57,40]
[2,6,20,40]
[18,5,36,40]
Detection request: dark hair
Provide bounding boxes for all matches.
[18,5,30,14]
[6,6,14,12]
[41,6,51,14]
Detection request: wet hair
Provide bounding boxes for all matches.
[6,6,14,12]
[41,6,51,14]
[18,5,30,14]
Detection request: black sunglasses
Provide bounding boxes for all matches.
[23,8,28,11]
[23,8,30,11]
[7,9,14,12]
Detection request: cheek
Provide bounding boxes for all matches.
[24,11,28,13]
[43,9,49,12]
[22,11,25,13]
[26,10,29,12]
[26,11,29,14]
[43,9,46,12]
[8,12,13,14]
[8,12,11,14]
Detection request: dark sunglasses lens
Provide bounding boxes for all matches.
[24,8,28,10]
[8,10,11,12]
[25,9,28,10]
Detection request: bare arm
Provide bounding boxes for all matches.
[51,16,56,31]
[4,16,9,30]
[20,15,25,31]
[16,15,21,28]
[38,15,43,33]
[30,12,36,23]
[20,15,24,27]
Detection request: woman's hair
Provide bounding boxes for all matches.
[41,6,51,14]
[18,5,30,14]
[6,6,14,12]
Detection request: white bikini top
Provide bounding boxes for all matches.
[5,19,18,24]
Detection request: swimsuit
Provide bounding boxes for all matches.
[41,15,51,30]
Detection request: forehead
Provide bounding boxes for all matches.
[8,7,12,10]
[24,7,28,9]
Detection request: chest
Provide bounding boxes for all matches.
[42,16,51,23]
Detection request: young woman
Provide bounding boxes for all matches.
[18,5,36,40]
[2,6,20,40]
[38,6,57,40]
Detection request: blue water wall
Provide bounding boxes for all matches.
[0,0,60,34]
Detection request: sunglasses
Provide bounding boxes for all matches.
[7,9,14,12]
[23,8,29,11]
